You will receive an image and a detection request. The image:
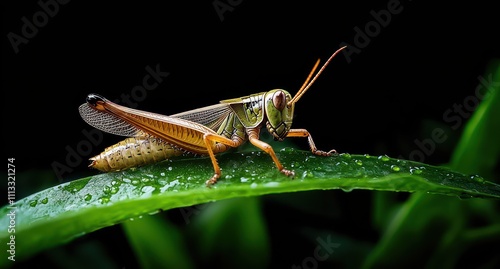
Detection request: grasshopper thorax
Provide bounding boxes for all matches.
[264,89,294,141]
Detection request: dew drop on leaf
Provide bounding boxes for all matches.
[471,174,485,183]
[340,187,354,192]
[391,165,400,172]
[378,155,390,161]
[98,197,110,204]
[340,153,351,159]
[410,167,423,175]
[110,186,119,194]
[148,209,161,215]
[103,186,111,194]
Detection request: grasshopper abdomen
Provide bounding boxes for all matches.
[89,137,183,172]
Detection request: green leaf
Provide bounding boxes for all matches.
[450,60,500,178]
[362,61,500,269]
[1,149,499,265]
[122,214,195,269]
[188,197,271,269]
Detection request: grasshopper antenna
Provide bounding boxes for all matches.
[288,46,347,106]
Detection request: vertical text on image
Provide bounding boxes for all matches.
[7,158,17,262]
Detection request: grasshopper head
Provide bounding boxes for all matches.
[264,89,294,141]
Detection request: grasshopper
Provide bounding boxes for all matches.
[79,46,346,185]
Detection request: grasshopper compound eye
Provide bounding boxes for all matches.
[272,90,287,111]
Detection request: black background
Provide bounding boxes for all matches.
[3,1,498,179]
[2,0,499,267]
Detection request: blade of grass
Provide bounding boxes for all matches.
[122,214,195,269]
[450,60,500,178]
[362,61,500,269]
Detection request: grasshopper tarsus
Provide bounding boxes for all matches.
[328,149,338,156]
[312,149,337,157]
[280,168,295,178]
[205,173,221,186]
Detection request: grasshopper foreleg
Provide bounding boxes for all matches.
[286,129,337,156]
[247,128,295,178]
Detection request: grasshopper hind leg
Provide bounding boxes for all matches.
[203,133,246,186]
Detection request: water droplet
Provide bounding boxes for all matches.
[471,174,485,183]
[41,197,48,204]
[84,194,92,201]
[110,186,119,194]
[302,171,313,178]
[141,177,150,183]
[364,154,371,158]
[355,160,363,166]
[131,179,140,185]
[391,165,400,172]
[103,186,111,194]
[378,155,390,161]
[141,185,155,195]
[305,155,316,162]
[264,182,280,187]
[340,187,354,192]
[340,153,351,159]
[98,197,110,204]
[240,177,249,183]
[148,209,161,215]
[410,167,423,175]
[29,200,38,207]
